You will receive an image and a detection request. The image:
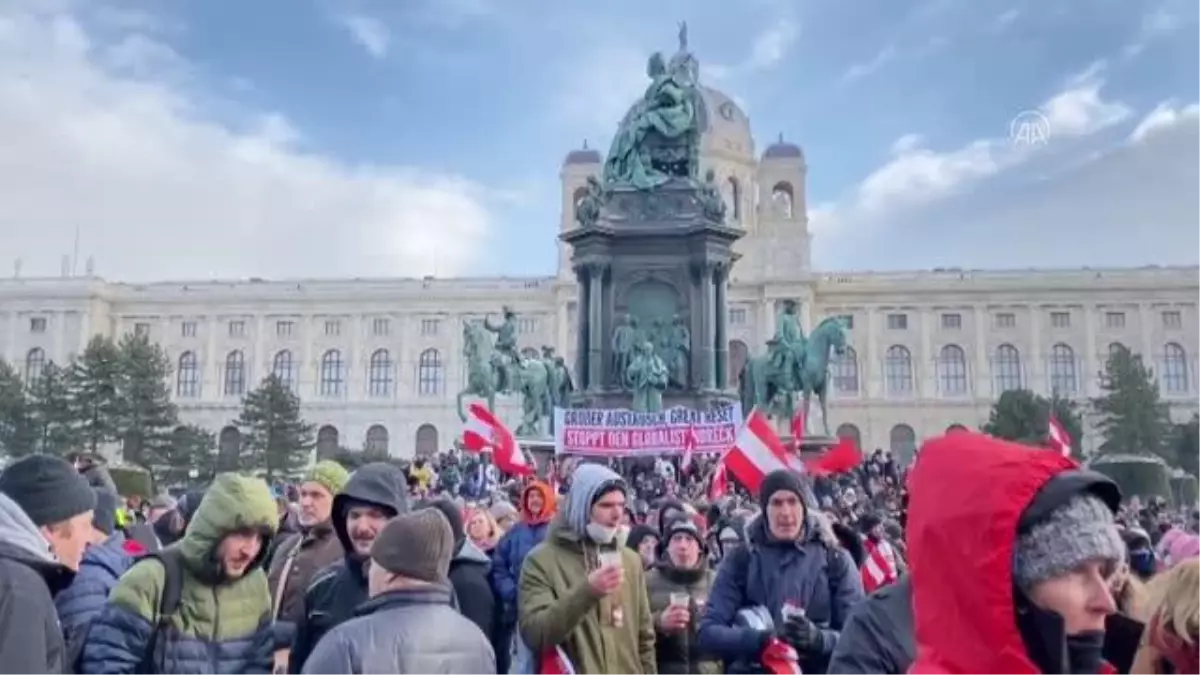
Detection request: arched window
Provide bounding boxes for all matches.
[571,186,588,224]
[217,426,241,472]
[938,344,968,396]
[272,350,295,390]
[320,349,344,397]
[994,344,1023,393]
[418,349,442,396]
[835,423,861,449]
[368,349,393,398]
[771,182,794,218]
[884,345,913,396]
[831,346,859,394]
[889,424,917,465]
[24,347,45,383]
[365,424,389,454]
[415,423,439,457]
[223,350,246,397]
[1163,343,1189,393]
[724,176,741,221]
[1049,343,1078,394]
[316,425,339,458]
[177,351,199,397]
[728,340,750,387]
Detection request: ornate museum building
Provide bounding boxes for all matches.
[0,81,1196,463]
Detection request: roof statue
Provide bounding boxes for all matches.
[601,22,702,190]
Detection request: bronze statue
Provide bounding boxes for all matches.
[626,340,668,412]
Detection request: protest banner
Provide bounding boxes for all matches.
[553,403,743,457]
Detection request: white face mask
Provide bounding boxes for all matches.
[586,522,619,544]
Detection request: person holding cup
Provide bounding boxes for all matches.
[519,463,656,674]
[647,519,720,674]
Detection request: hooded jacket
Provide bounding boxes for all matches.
[906,432,1121,674]
[423,499,498,645]
[518,463,657,674]
[492,481,557,625]
[55,532,138,659]
[0,492,74,673]
[289,463,408,674]
[80,474,279,674]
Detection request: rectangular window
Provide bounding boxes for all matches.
[276,320,294,338]
[228,320,246,337]
[994,312,1016,329]
[134,322,151,338]
[941,313,962,330]
[324,320,341,337]
[729,308,747,326]
[372,317,390,337]
[886,313,908,330]
[181,321,197,338]
[1163,310,1182,329]
[518,317,538,334]
[421,318,440,336]
[1050,311,1070,328]
[29,317,47,333]
[838,314,854,330]
[1104,312,1126,329]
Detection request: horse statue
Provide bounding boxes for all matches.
[738,338,801,425]
[457,321,504,422]
[797,316,849,437]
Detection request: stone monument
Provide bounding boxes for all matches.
[562,23,742,412]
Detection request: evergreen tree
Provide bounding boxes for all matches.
[983,388,1084,457]
[1171,414,1199,477]
[235,374,315,482]
[68,336,122,454]
[26,362,80,456]
[0,360,35,458]
[115,333,179,472]
[1092,344,1172,459]
[159,424,217,488]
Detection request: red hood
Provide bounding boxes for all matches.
[907,432,1079,674]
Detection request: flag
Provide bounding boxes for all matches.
[461,403,533,477]
[861,538,898,593]
[723,409,796,495]
[1047,415,1072,457]
[680,425,699,474]
[802,435,863,477]
[791,409,806,450]
[708,459,729,501]
[539,645,575,675]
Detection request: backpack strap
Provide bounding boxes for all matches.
[138,547,186,673]
[271,535,304,619]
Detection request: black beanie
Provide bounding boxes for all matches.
[758,469,806,511]
[92,488,119,536]
[0,455,96,527]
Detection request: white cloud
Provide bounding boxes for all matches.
[747,17,798,70]
[1123,6,1183,58]
[839,45,897,85]
[555,45,650,143]
[1129,100,1200,143]
[1041,80,1132,138]
[336,13,389,59]
[0,7,498,281]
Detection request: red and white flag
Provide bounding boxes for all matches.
[461,403,533,477]
[680,425,699,474]
[790,410,806,450]
[723,409,796,495]
[1047,415,1072,457]
[539,645,575,675]
[708,458,729,501]
[861,538,898,593]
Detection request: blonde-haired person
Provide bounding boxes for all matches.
[1131,557,1198,674]
[465,507,501,553]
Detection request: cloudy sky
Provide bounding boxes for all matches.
[1,0,1196,281]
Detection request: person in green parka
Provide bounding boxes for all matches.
[646,519,720,674]
[81,473,279,674]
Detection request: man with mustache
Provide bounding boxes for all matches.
[289,463,408,673]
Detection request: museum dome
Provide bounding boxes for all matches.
[762,134,803,160]
[563,141,602,166]
[697,85,754,159]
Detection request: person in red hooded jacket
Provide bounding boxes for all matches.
[906,431,1126,674]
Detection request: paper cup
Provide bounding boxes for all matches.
[598,550,622,569]
[669,592,690,608]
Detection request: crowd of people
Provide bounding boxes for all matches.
[0,431,1197,674]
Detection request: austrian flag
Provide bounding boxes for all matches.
[461,403,533,476]
[1047,415,1072,457]
[723,409,796,495]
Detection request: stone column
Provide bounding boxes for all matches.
[699,261,718,390]
[714,262,730,389]
[574,265,590,391]
[587,262,606,391]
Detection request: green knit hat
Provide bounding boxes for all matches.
[305,460,350,496]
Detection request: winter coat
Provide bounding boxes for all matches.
[300,585,495,674]
[266,521,342,643]
[451,539,498,643]
[289,463,408,674]
[0,493,75,674]
[696,511,864,673]
[646,563,719,674]
[55,533,138,656]
[80,474,279,674]
[490,481,556,626]
[827,575,914,674]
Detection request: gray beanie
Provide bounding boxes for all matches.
[1013,494,1125,589]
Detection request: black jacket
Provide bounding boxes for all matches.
[827,575,915,674]
[289,463,408,673]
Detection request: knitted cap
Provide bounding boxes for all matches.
[0,455,96,527]
[371,509,453,584]
[758,469,806,510]
[1014,494,1126,589]
[664,518,706,552]
[305,460,350,497]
